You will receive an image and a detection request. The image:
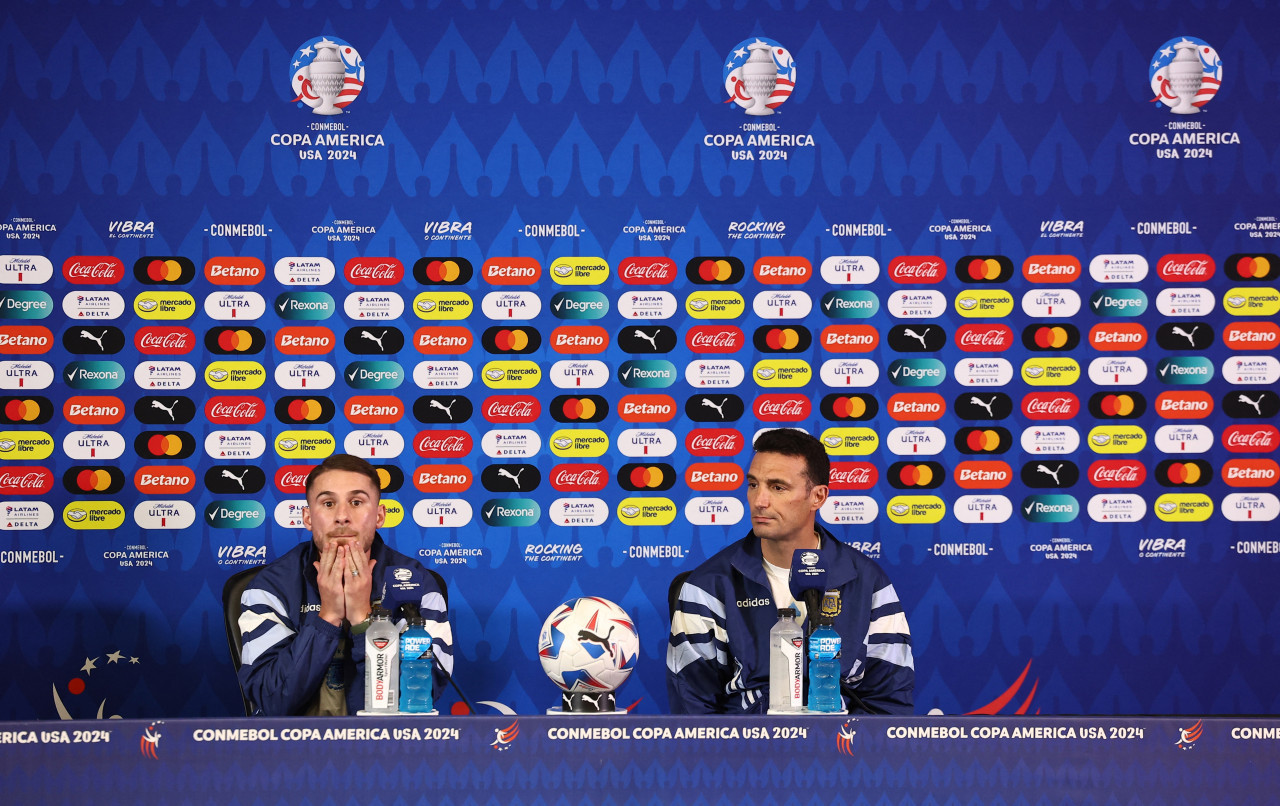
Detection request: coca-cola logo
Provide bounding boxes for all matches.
[1223,425,1279,453]
[414,430,472,457]
[345,258,405,285]
[619,257,677,285]
[955,324,1013,352]
[62,256,124,284]
[484,396,540,423]
[1157,254,1215,282]
[753,394,810,421]
[0,467,53,494]
[274,465,315,494]
[685,428,745,456]
[1088,460,1146,488]
[888,256,946,284]
[686,326,745,353]
[134,327,194,355]
[1021,392,1080,420]
[204,396,266,425]
[828,462,877,490]
[550,463,608,492]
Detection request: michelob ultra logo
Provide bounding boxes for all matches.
[275,361,338,391]
[134,291,196,320]
[1155,288,1215,317]
[887,359,944,387]
[1153,493,1213,523]
[753,359,810,388]
[1223,287,1280,316]
[1088,357,1148,386]
[482,360,540,389]
[481,291,541,320]
[0,360,53,390]
[684,496,744,526]
[135,256,196,285]
[345,258,406,286]
[343,430,405,459]
[820,359,879,388]
[1021,495,1079,523]
[63,256,124,285]
[1021,358,1081,386]
[550,291,609,320]
[0,431,54,459]
[752,290,812,319]
[63,361,124,391]
[482,498,540,527]
[275,292,335,321]
[1156,356,1213,385]
[550,360,608,390]
[954,289,1014,318]
[885,495,946,524]
[133,500,198,530]
[1222,493,1278,522]
[1088,426,1147,453]
[1021,289,1081,318]
[618,428,677,457]
[411,257,470,285]
[685,291,744,319]
[954,495,1013,524]
[754,257,812,284]
[618,360,675,389]
[1090,289,1147,316]
[549,257,609,285]
[549,428,610,458]
[205,361,266,390]
[204,291,266,321]
[1022,255,1081,282]
[412,292,472,320]
[275,431,336,459]
[0,290,52,320]
[343,361,404,390]
[889,427,947,456]
[616,496,677,526]
[205,257,266,285]
[819,427,878,456]
[820,255,880,285]
[205,500,267,529]
[1154,424,1213,454]
[819,290,878,319]
[62,501,126,530]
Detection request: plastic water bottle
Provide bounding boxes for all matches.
[399,615,434,714]
[807,590,842,713]
[769,608,804,713]
[364,607,399,712]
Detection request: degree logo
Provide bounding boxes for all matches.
[343,361,404,390]
[289,37,364,114]
[1224,253,1277,282]
[723,38,796,116]
[133,256,195,285]
[205,257,265,285]
[205,500,267,529]
[955,256,1014,284]
[411,257,471,286]
[551,291,609,320]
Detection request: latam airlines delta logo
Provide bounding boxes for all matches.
[724,38,796,116]
[290,37,364,115]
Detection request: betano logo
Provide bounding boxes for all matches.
[0,325,52,354]
[414,465,472,493]
[482,258,540,285]
[205,257,265,285]
[753,257,811,284]
[62,396,121,425]
[1022,255,1081,282]
[134,466,196,495]
[551,326,608,355]
[275,326,334,355]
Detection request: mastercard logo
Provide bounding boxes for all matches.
[145,433,188,456]
[5,398,49,422]
[826,395,874,420]
[1158,460,1211,487]
[69,467,120,493]
[960,257,1006,282]
[421,259,466,283]
[490,328,534,352]
[1028,326,1073,349]
[690,258,740,283]
[141,258,187,283]
[214,329,258,352]
[558,397,601,420]
[619,464,674,491]
[955,427,1010,454]
[1228,254,1274,280]
[285,399,327,422]
[762,327,805,350]
[890,462,942,489]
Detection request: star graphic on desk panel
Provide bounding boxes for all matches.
[106,650,124,663]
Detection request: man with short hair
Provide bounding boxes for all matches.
[667,429,913,714]
[237,454,453,715]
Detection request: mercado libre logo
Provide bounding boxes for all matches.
[1149,37,1221,114]
[290,37,365,115]
[724,38,796,116]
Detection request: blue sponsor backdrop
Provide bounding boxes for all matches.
[0,0,1277,720]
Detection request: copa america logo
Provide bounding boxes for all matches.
[1149,37,1221,114]
[724,38,796,116]
[289,37,365,115]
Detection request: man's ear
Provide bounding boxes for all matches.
[301,503,312,530]
[810,483,829,512]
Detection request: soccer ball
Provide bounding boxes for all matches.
[538,597,639,694]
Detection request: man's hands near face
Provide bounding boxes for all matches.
[314,540,377,628]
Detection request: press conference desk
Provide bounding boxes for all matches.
[2,715,1275,805]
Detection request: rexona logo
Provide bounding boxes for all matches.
[754,257,812,284]
[134,291,196,320]
[616,497,677,526]
[62,501,126,530]
[274,431,336,459]
[482,258,540,285]
[411,257,471,285]
[205,257,265,285]
[1022,255,1081,283]
[481,498,540,527]
[549,257,610,286]
[1090,289,1148,317]
[550,291,608,320]
[63,256,124,285]
[1020,495,1079,523]
[618,360,675,389]
[1157,254,1215,282]
[955,256,1014,284]
[412,292,472,320]
[618,257,677,285]
[134,257,196,285]
[63,361,124,391]
[1156,357,1213,385]
[1153,493,1213,523]
[205,500,267,529]
[275,292,335,321]
[549,428,610,458]
[1224,253,1277,282]
[414,465,472,493]
[954,290,1014,318]
[820,290,878,319]
[885,495,945,524]
[134,466,196,495]
[888,256,946,284]
[345,257,405,286]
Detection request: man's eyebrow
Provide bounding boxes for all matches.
[313,489,374,499]
[746,473,792,486]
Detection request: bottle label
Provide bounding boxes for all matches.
[780,638,803,708]
[402,635,433,661]
[811,635,841,659]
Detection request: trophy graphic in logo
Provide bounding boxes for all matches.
[290,37,365,115]
[724,38,796,116]
[1150,37,1221,114]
